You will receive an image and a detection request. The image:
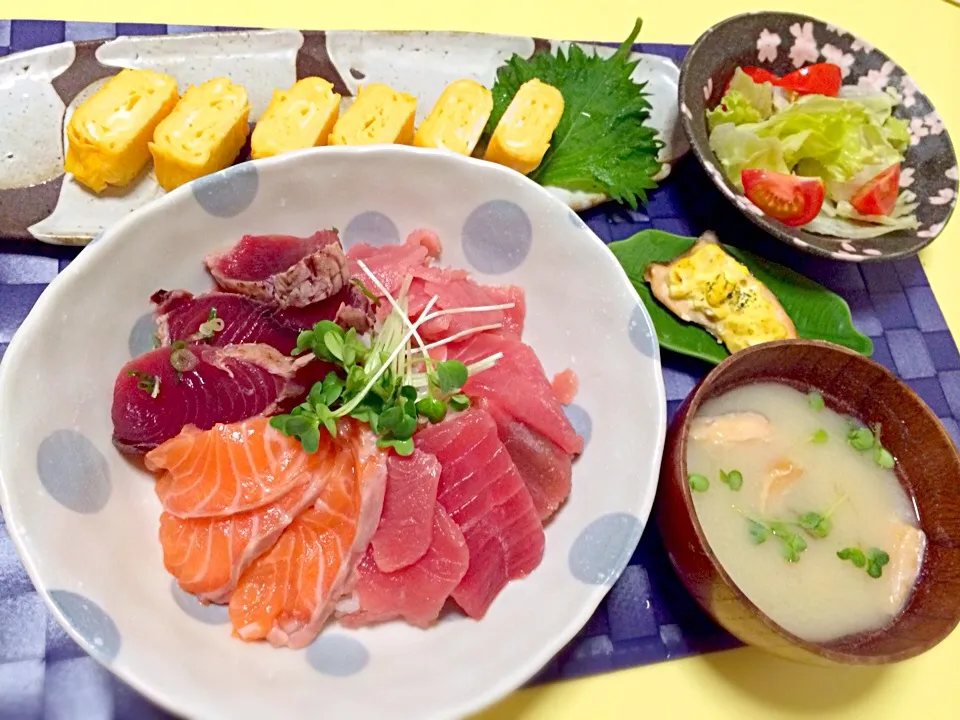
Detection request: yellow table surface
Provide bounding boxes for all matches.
[19,0,960,717]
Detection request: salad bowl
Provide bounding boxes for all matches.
[679,12,957,262]
[0,145,666,719]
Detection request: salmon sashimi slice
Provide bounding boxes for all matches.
[146,418,322,518]
[228,422,387,648]
[339,504,469,629]
[156,426,349,603]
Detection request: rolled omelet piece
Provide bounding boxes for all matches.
[250,78,342,160]
[643,232,797,353]
[484,78,564,175]
[414,79,493,156]
[328,83,416,146]
[149,77,250,191]
[64,68,179,193]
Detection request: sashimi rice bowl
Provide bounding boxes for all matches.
[0,146,666,719]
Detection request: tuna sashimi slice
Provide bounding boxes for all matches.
[274,284,374,335]
[112,344,301,454]
[152,290,298,354]
[229,423,387,648]
[416,409,544,619]
[205,230,349,309]
[347,229,440,296]
[339,504,469,629]
[371,450,441,573]
[448,334,583,456]
[158,456,331,603]
[476,398,572,522]
[147,416,333,518]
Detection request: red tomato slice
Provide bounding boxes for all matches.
[740,66,780,85]
[741,169,825,227]
[723,66,780,94]
[776,63,842,97]
[850,163,900,216]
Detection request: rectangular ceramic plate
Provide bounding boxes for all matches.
[0,26,687,245]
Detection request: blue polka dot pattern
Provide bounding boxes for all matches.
[628,305,656,357]
[569,513,644,586]
[48,590,121,663]
[461,200,532,274]
[128,312,156,358]
[37,430,111,514]
[563,403,593,448]
[191,162,259,218]
[341,211,400,250]
[170,581,229,625]
[307,634,369,676]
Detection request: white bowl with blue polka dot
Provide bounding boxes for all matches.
[0,146,666,719]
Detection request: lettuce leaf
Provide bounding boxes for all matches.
[804,190,920,238]
[706,69,774,132]
[708,123,789,189]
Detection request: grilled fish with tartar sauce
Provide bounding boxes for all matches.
[644,232,797,353]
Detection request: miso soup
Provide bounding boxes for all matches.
[686,382,925,643]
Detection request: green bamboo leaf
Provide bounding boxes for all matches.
[608,230,873,364]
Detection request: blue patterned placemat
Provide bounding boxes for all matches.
[2,19,960,720]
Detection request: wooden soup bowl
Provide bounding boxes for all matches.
[655,339,960,665]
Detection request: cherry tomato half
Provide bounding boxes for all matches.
[740,66,781,85]
[741,169,825,227]
[776,63,842,97]
[850,163,900,216]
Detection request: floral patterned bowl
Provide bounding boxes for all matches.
[678,11,957,262]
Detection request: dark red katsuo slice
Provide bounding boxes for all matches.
[111,343,301,454]
[205,229,350,308]
[152,289,299,354]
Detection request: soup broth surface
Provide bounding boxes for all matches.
[687,382,924,643]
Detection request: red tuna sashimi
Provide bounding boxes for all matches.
[229,423,387,648]
[448,334,582,456]
[416,409,544,619]
[371,450,441,572]
[475,398,572,522]
[205,230,349,308]
[112,344,300,454]
[338,504,469,629]
[347,228,440,296]
[146,417,327,518]
[152,289,298,354]
[157,459,330,602]
[393,266,524,343]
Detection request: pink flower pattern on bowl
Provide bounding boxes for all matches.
[820,44,854,78]
[757,29,781,63]
[788,22,818,68]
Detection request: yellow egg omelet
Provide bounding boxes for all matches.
[149,77,250,192]
[250,77,342,160]
[64,68,179,193]
[644,232,797,353]
[414,79,492,156]
[329,83,416,146]
[484,78,564,175]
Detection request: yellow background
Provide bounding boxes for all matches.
[17,0,960,717]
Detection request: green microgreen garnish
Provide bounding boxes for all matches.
[810,428,829,444]
[807,390,825,411]
[797,511,832,539]
[847,425,875,451]
[269,260,509,455]
[838,546,890,578]
[688,473,710,492]
[127,369,160,398]
[719,468,743,491]
[846,421,896,468]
